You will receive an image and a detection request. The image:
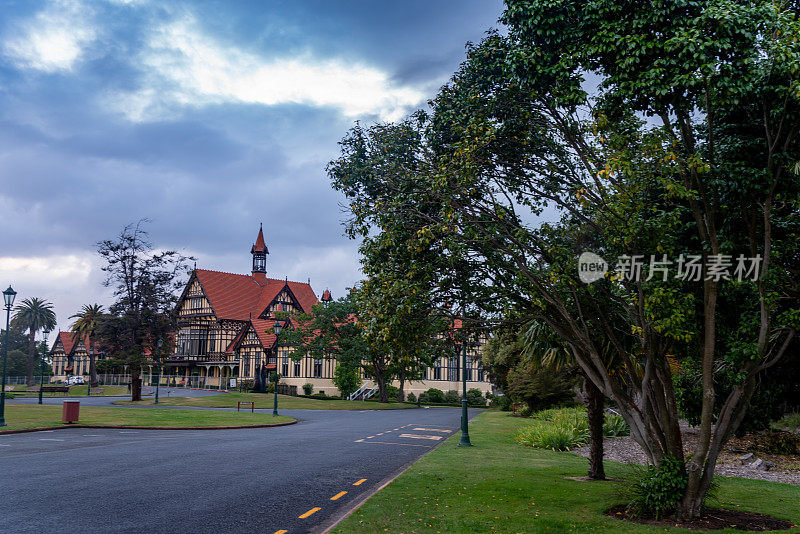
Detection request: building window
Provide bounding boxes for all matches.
[282,358,289,377]
[243,355,251,377]
[447,356,458,382]
[294,361,301,377]
[313,359,322,378]
[433,359,442,380]
[464,356,472,382]
[477,363,484,382]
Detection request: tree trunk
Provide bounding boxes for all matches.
[130,372,142,402]
[584,374,605,480]
[26,329,36,386]
[89,354,99,387]
[397,370,406,402]
[375,373,388,403]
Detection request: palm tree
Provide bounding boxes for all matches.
[523,321,633,480]
[70,304,104,388]
[12,298,57,386]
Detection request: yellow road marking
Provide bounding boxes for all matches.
[413,428,453,432]
[298,507,321,519]
[353,478,367,486]
[331,491,348,500]
[274,530,288,534]
[399,433,443,440]
[366,436,374,439]
[354,439,364,442]
[356,440,432,448]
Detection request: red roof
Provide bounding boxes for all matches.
[194,269,319,322]
[53,332,92,355]
[251,225,268,254]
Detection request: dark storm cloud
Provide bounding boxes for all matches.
[0,0,504,325]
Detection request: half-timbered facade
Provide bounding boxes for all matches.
[49,332,103,381]
[168,226,493,396]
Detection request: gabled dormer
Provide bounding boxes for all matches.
[259,284,304,318]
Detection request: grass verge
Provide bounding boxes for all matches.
[331,411,800,533]
[12,385,130,397]
[0,404,293,431]
[117,392,418,410]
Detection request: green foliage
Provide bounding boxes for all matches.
[491,395,512,411]
[406,392,417,404]
[466,388,486,407]
[517,407,628,450]
[775,412,800,430]
[603,413,631,438]
[624,457,688,520]
[386,385,399,400]
[753,431,800,455]
[2,392,14,399]
[302,383,313,396]
[5,349,33,376]
[506,360,576,413]
[419,388,444,403]
[332,355,361,399]
[444,390,459,404]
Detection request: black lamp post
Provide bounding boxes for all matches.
[87,332,93,397]
[458,323,472,447]
[272,320,282,416]
[39,327,51,405]
[155,338,163,404]
[1,285,17,427]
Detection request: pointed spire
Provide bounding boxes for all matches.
[251,223,268,254]
[321,289,332,302]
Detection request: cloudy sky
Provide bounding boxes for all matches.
[0,0,504,336]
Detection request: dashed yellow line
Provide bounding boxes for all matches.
[298,507,321,519]
[331,491,348,500]
[353,478,367,486]
[274,530,288,534]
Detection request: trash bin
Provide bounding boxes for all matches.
[62,401,80,423]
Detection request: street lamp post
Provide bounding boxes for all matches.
[155,338,163,405]
[39,327,50,405]
[272,320,282,416]
[458,324,472,447]
[1,285,18,427]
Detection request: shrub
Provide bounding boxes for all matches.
[466,388,486,407]
[603,413,631,437]
[302,383,314,395]
[775,412,800,430]
[422,388,444,403]
[406,392,417,404]
[444,390,459,404]
[2,392,14,399]
[624,456,688,519]
[386,385,399,400]
[516,405,532,417]
[753,430,800,455]
[515,420,588,451]
[491,395,512,411]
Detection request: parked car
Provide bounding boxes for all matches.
[66,376,85,385]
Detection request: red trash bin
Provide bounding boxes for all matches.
[62,401,80,423]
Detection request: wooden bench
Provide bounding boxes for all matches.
[41,386,70,396]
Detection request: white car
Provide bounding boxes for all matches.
[66,376,85,385]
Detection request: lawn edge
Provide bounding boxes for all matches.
[315,409,484,534]
[0,419,296,434]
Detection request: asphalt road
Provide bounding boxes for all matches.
[0,399,479,534]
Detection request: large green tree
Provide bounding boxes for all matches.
[330,0,800,519]
[69,304,104,388]
[11,297,56,386]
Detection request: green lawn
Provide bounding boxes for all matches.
[332,411,800,533]
[0,404,293,431]
[11,385,130,397]
[117,391,419,410]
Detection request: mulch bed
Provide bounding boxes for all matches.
[607,505,796,531]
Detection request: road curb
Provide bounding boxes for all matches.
[313,416,478,534]
[0,419,297,435]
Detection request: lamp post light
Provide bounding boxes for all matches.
[272,320,282,417]
[1,285,17,427]
[155,338,163,405]
[39,327,51,405]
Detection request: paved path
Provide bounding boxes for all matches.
[0,402,478,533]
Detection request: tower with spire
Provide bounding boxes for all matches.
[251,223,268,275]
